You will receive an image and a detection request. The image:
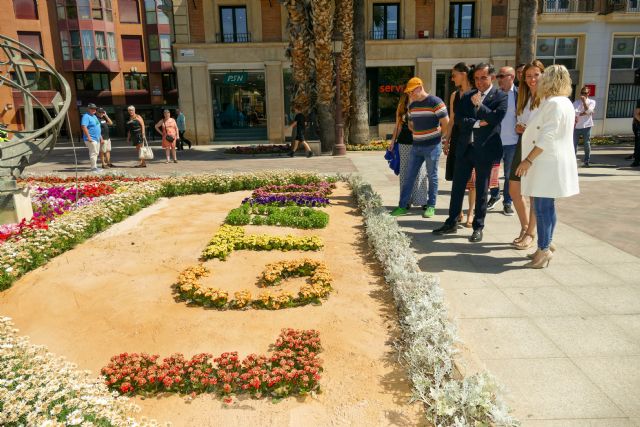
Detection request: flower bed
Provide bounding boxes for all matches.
[241,182,333,207]
[102,328,322,401]
[225,204,329,229]
[346,140,388,151]
[0,317,158,426]
[19,175,159,185]
[200,224,323,261]
[174,259,332,310]
[224,144,292,155]
[0,172,331,291]
[349,175,518,426]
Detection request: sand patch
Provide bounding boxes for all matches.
[0,183,425,426]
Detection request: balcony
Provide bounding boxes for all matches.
[369,29,405,40]
[607,0,640,12]
[216,33,252,43]
[540,0,596,13]
[446,29,481,39]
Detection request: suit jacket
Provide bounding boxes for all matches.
[454,86,508,163]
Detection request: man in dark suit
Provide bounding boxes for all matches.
[433,63,508,242]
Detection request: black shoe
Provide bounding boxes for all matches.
[503,204,515,216]
[582,162,590,168]
[469,229,483,242]
[487,196,500,211]
[288,151,295,157]
[625,155,634,160]
[433,223,458,235]
[307,151,313,158]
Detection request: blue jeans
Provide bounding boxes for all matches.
[533,197,556,250]
[399,143,441,208]
[573,127,592,163]
[490,144,517,205]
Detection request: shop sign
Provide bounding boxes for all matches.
[224,72,248,84]
[152,86,162,96]
[180,49,195,57]
[378,84,405,93]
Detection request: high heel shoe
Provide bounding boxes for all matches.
[524,249,553,269]
[526,242,557,259]
[512,228,527,244]
[514,233,535,250]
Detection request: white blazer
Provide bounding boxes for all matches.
[521,96,580,198]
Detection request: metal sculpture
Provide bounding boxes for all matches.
[0,34,71,223]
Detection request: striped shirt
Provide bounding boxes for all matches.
[409,95,448,145]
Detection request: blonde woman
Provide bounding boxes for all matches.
[126,106,147,168]
[516,64,579,268]
[389,93,430,212]
[510,61,545,249]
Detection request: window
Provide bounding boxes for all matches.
[75,73,111,91]
[144,0,156,23]
[611,36,640,70]
[544,0,569,12]
[536,37,578,70]
[121,35,143,61]
[11,72,57,90]
[449,2,475,38]
[219,6,249,42]
[81,30,95,60]
[78,0,91,19]
[104,0,112,20]
[17,31,43,55]
[162,73,177,92]
[64,0,78,19]
[118,0,139,22]
[124,73,149,90]
[60,32,71,60]
[95,31,108,60]
[107,32,117,60]
[607,84,640,118]
[372,4,400,40]
[160,34,171,62]
[91,0,103,19]
[13,0,38,19]
[69,31,82,60]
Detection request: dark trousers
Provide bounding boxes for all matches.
[446,145,494,231]
[633,122,640,162]
[178,130,192,150]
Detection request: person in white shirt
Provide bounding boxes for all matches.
[573,86,596,167]
[516,65,580,269]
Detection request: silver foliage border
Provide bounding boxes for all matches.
[349,175,520,427]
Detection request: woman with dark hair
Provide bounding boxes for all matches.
[510,60,545,250]
[389,92,430,210]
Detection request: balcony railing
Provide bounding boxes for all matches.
[369,29,405,40]
[216,32,252,43]
[541,0,596,12]
[607,0,640,12]
[446,29,481,39]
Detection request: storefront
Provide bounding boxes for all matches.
[366,66,414,127]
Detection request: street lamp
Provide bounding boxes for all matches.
[332,35,346,156]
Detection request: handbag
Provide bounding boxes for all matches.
[166,134,175,142]
[139,137,154,160]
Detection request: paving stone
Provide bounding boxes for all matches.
[571,287,640,315]
[503,287,598,317]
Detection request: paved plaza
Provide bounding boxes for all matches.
[30,141,640,426]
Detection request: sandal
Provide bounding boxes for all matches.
[465,215,474,228]
[514,233,535,250]
[512,228,527,245]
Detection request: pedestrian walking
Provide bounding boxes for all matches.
[391,77,449,218]
[487,66,519,216]
[573,86,596,167]
[516,64,579,268]
[97,108,114,168]
[175,109,192,150]
[510,60,545,250]
[155,109,179,164]
[80,103,102,173]
[389,93,429,211]
[289,108,313,158]
[631,98,640,167]
[433,63,508,242]
[126,105,147,168]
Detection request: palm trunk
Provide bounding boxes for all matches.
[516,0,538,65]
[283,0,313,113]
[337,0,354,143]
[349,0,369,145]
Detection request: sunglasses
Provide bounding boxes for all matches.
[496,74,513,79]
[580,92,589,95]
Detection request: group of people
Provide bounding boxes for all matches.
[389,62,581,269]
[80,104,192,171]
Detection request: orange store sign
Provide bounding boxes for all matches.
[379,85,405,93]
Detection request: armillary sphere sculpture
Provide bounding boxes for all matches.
[0,34,71,223]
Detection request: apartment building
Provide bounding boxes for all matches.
[537,0,640,135]
[0,0,178,137]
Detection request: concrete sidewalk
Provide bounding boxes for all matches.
[352,151,640,426]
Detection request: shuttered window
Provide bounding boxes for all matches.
[121,35,143,61]
[17,31,43,55]
[118,0,139,23]
[13,0,38,19]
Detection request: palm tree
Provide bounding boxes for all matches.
[311,0,336,152]
[517,0,538,65]
[336,0,354,140]
[349,0,369,145]
[283,0,313,113]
